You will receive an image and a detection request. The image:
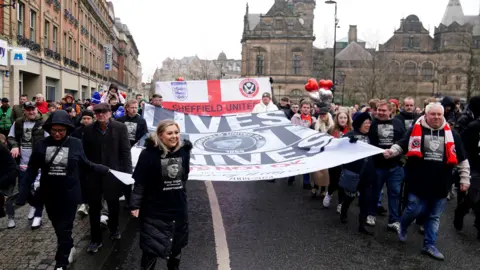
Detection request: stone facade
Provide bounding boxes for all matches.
[240,0,315,103]
[0,0,141,104]
[152,52,241,82]
[325,0,480,105]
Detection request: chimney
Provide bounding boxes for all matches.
[348,25,357,43]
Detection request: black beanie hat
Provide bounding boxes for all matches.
[469,96,480,119]
[81,110,94,119]
[352,112,372,131]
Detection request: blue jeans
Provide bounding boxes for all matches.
[400,193,447,247]
[18,170,44,217]
[375,166,404,223]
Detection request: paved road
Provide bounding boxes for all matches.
[103,178,480,270]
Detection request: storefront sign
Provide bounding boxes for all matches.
[0,40,8,66]
[10,48,28,66]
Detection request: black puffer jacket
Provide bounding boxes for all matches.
[130,136,192,259]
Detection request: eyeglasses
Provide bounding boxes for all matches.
[50,128,67,134]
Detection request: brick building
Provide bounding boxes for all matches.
[0,0,141,104]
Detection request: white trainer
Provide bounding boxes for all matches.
[77,204,89,216]
[366,215,376,226]
[7,218,15,229]
[323,193,332,208]
[31,217,42,229]
[68,247,76,263]
[27,207,36,220]
[336,204,342,214]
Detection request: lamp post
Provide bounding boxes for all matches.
[325,0,338,101]
[339,71,346,105]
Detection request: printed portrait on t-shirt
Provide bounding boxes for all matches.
[161,157,184,191]
[423,135,444,162]
[124,122,138,141]
[22,128,33,149]
[45,146,69,176]
[377,124,394,146]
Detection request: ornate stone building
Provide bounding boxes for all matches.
[241,0,316,103]
[152,52,241,82]
[333,0,480,104]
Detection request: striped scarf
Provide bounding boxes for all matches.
[406,116,458,165]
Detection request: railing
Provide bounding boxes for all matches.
[64,9,79,28]
[81,65,89,73]
[81,26,89,37]
[63,57,79,69]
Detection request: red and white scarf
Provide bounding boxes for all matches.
[406,116,458,165]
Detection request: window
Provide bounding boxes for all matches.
[17,2,25,36]
[46,85,56,101]
[456,76,462,82]
[275,19,283,30]
[404,62,417,77]
[80,45,83,65]
[73,40,76,61]
[293,55,301,75]
[53,26,58,52]
[442,75,448,85]
[44,21,50,49]
[85,47,88,66]
[68,37,72,58]
[63,33,67,56]
[421,62,434,81]
[256,55,264,75]
[30,10,37,42]
[456,83,461,90]
[388,62,400,74]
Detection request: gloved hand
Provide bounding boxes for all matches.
[349,136,358,143]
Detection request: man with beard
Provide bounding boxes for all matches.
[7,102,49,229]
[82,103,132,253]
[11,94,28,122]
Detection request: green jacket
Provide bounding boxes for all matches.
[0,107,12,131]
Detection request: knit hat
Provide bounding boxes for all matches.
[469,96,480,119]
[389,99,399,108]
[81,110,94,119]
[352,112,372,131]
[262,92,271,98]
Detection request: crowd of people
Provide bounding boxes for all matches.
[0,83,185,270]
[253,92,478,261]
[1,83,479,269]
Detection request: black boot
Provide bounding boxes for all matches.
[340,204,348,224]
[167,258,180,270]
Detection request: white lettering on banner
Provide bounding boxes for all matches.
[256,112,292,126]
[225,114,260,130]
[189,115,221,133]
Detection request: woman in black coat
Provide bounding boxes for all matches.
[340,112,377,235]
[130,119,192,270]
[18,110,109,270]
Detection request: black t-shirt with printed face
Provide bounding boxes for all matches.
[368,118,406,168]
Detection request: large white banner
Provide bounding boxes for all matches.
[155,77,272,116]
[131,105,384,181]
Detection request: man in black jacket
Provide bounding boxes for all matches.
[454,97,480,239]
[394,97,416,130]
[82,103,132,253]
[368,100,406,231]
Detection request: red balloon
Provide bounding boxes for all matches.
[325,80,334,89]
[176,77,185,81]
[305,78,319,92]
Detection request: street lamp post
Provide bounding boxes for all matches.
[325,0,338,102]
[339,71,346,105]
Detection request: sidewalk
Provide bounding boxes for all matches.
[0,204,91,270]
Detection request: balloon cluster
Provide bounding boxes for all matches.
[305,79,334,104]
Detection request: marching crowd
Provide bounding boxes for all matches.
[0,82,479,269]
[253,92,477,261]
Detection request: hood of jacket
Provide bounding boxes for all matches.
[441,96,455,110]
[43,110,75,134]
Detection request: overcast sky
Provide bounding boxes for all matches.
[110,0,479,82]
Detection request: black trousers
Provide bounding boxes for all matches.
[45,202,77,268]
[341,183,374,226]
[456,189,480,228]
[328,166,344,204]
[123,184,132,207]
[88,198,119,243]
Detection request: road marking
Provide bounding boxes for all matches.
[205,181,231,270]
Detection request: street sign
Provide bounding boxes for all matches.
[105,63,110,70]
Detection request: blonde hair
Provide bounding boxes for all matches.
[314,113,334,132]
[150,119,182,157]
